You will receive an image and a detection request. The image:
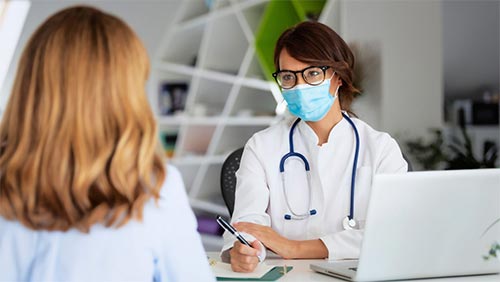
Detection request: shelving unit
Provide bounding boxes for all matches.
[149,0,331,251]
[150,0,278,251]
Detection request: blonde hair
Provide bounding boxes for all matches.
[0,6,165,232]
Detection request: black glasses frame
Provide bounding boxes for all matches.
[272,66,330,89]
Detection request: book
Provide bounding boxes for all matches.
[209,259,292,281]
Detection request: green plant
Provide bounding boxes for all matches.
[405,129,447,170]
[446,121,498,169]
[405,124,498,170]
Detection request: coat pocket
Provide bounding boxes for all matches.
[354,166,373,229]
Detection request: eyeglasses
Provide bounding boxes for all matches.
[272,66,330,89]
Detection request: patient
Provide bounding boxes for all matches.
[0,6,215,282]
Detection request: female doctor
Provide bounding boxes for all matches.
[222,21,408,273]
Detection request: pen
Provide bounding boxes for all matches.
[216,215,251,247]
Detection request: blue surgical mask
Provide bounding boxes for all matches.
[282,79,338,121]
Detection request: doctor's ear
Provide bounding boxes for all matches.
[334,74,343,86]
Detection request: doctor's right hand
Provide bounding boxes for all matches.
[229,240,262,273]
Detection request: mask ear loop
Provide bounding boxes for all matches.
[326,70,339,95]
[328,71,340,98]
[333,85,340,98]
[276,97,288,116]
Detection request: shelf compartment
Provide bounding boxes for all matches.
[199,12,248,75]
[154,70,191,117]
[178,1,210,23]
[242,51,269,81]
[240,0,268,35]
[189,78,233,117]
[190,163,227,210]
[230,85,277,117]
[171,163,201,194]
[178,125,217,157]
[190,198,229,218]
[161,23,204,66]
[213,124,270,155]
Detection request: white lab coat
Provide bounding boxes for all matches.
[222,115,407,260]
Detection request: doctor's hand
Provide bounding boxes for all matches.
[229,240,261,273]
[233,222,294,259]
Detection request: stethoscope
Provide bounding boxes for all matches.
[279,112,360,230]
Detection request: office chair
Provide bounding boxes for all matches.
[220,148,413,216]
[220,147,244,217]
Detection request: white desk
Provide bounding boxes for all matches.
[207,252,500,282]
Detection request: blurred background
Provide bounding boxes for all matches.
[0,0,498,250]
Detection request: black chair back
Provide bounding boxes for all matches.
[220,148,244,217]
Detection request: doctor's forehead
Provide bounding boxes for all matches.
[279,49,310,71]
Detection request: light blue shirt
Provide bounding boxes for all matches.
[0,165,216,282]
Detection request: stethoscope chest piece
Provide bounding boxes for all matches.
[342,216,358,230]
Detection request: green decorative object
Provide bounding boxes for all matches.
[482,218,500,261]
[483,242,500,261]
[216,266,293,281]
[254,0,326,82]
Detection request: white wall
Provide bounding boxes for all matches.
[0,0,180,114]
[442,0,499,99]
[0,0,30,102]
[324,0,443,140]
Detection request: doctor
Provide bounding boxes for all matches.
[221,21,408,273]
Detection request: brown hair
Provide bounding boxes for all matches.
[0,6,165,232]
[274,21,360,115]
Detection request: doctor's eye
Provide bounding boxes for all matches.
[280,73,295,82]
[304,67,325,84]
[305,69,321,77]
[278,72,296,87]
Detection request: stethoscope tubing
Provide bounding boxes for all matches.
[280,112,360,223]
[343,113,360,221]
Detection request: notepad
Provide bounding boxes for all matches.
[209,260,292,281]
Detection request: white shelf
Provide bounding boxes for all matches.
[176,12,210,31]
[156,62,196,77]
[190,198,230,217]
[158,115,277,126]
[224,116,277,125]
[171,155,226,166]
[150,0,283,250]
[240,76,274,91]
[158,116,221,125]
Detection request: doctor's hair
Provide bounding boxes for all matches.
[274,21,360,116]
[0,6,166,232]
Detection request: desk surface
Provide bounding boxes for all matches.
[207,252,500,282]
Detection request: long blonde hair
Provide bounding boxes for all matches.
[0,6,165,232]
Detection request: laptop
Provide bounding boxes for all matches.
[310,169,500,281]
